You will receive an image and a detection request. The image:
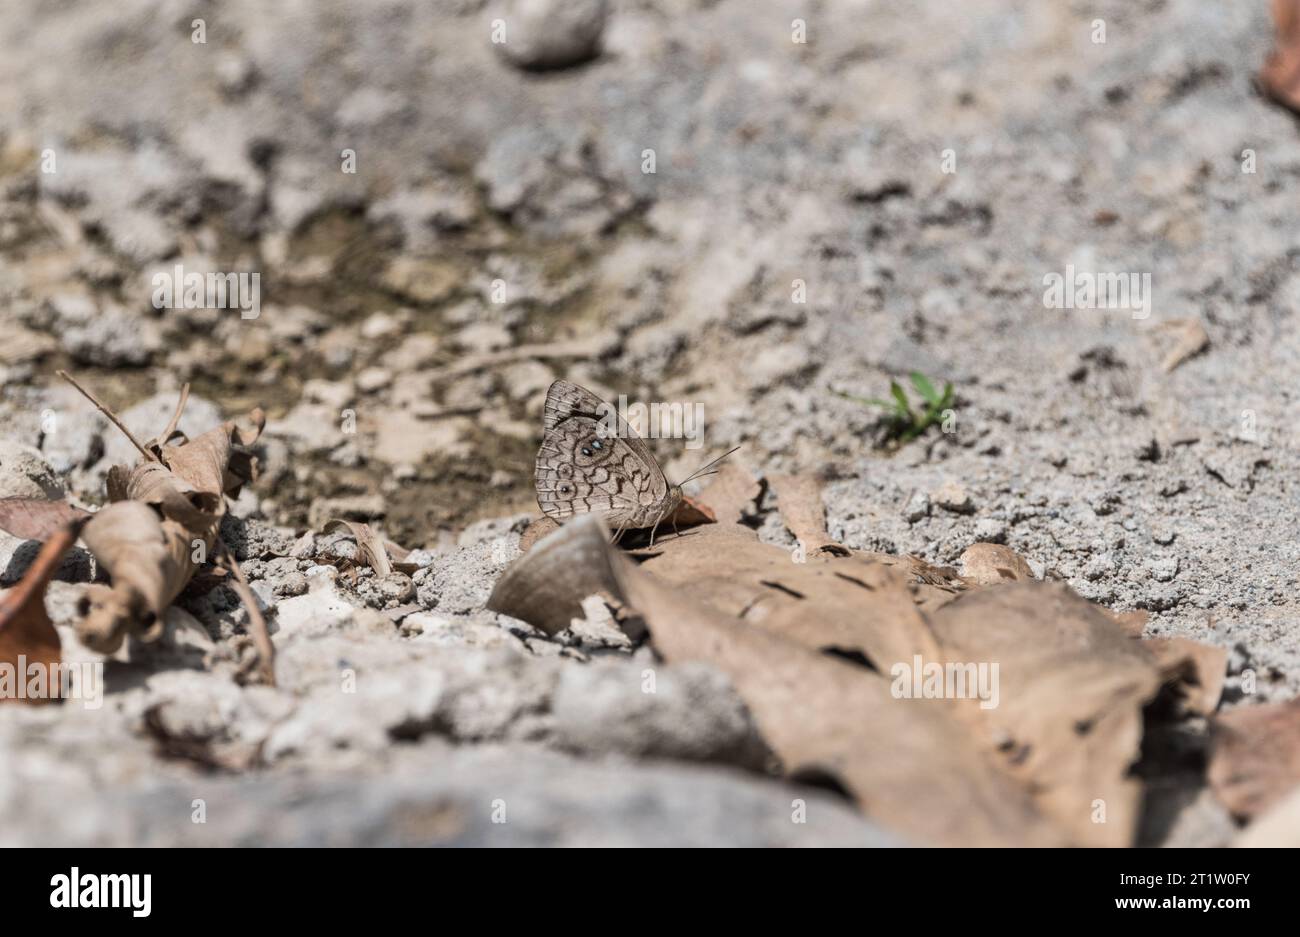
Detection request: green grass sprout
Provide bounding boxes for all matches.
[835,371,955,443]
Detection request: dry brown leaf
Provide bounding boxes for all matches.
[637,526,942,669]
[608,543,1064,846]
[57,377,272,679]
[519,516,559,553]
[0,497,92,542]
[767,474,849,557]
[161,408,264,497]
[78,500,194,653]
[323,519,394,577]
[381,539,423,576]
[639,530,1174,845]
[92,401,264,634]
[694,462,761,526]
[488,515,624,635]
[488,481,1213,847]
[1261,0,1300,112]
[667,495,715,527]
[0,522,81,704]
[928,583,1172,847]
[1208,698,1300,820]
[1144,636,1227,717]
[1108,608,1150,638]
[90,444,227,651]
[161,427,233,500]
[110,460,220,532]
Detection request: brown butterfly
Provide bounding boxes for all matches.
[533,380,734,544]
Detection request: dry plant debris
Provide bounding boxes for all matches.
[323,519,395,577]
[0,374,275,685]
[490,467,1235,847]
[0,498,90,541]
[1153,318,1211,373]
[0,521,84,705]
[1207,698,1300,820]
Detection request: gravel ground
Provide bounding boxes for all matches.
[0,0,1295,845]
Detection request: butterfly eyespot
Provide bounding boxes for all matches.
[591,440,603,450]
[558,483,571,494]
[581,447,592,457]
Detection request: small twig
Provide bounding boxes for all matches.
[159,383,191,443]
[57,370,161,464]
[215,537,276,686]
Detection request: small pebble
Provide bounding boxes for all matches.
[932,481,974,514]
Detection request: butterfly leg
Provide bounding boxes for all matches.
[610,519,629,545]
[647,516,662,549]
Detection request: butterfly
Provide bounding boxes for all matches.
[533,380,735,545]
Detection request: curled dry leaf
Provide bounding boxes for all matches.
[109,460,221,533]
[503,516,1046,845]
[78,501,191,652]
[157,408,265,499]
[378,538,423,576]
[323,519,393,577]
[0,521,84,704]
[1208,698,1300,820]
[0,497,91,542]
[767,474,849,557]
[78,397,267,657]
[694,462,762,526]
[56,376,272,678]
[487,514,623,636]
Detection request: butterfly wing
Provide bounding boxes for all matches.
[535,381,671,526]
[541,380,611,431]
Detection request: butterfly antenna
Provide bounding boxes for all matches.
[679,445,741,485]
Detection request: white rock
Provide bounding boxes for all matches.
[273,587,361,638]
[0,440,64,499]
[494,0,608,71]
